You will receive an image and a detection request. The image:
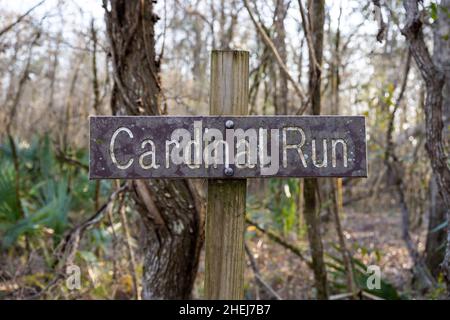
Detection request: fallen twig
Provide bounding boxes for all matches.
[246,217,312,268]
[245,243,282,300]
[27,183,129,299]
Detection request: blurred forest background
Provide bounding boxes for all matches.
[0,0,449,300]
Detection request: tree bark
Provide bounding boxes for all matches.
[424,0,450,282]
[274,0,288,115]
[425,176,447,278]
[303,178,328,299]
[104,0,204,299]
[402,0,450,293]
[307,0,324,115]
[302,0,328,300]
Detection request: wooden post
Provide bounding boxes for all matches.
[205,50,249,299]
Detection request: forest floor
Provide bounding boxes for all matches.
[339,208,414,295]
[194,207,419,300]
[245,208,415,299]
[0,203,431,300]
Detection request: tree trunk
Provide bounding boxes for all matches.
[424,0,450,282]
[402,0,450,293]
[302,0,328,300]
[307,0,324,115]
[425,176,447,278]
[274,0,288,115]
[303,178,328,299]
[104,0,204,299]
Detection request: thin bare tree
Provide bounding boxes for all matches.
[401,0,450,294]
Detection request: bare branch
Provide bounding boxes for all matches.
[243,0,307,105]
[28,183,130,299]
[245,243,282,300]
[57,183,130,268]
[0,0,46,38]
[297,0,320,72]
[383,49,436,290]
[372,0,387,43]
[246,217,312,268]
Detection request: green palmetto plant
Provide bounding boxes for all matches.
[0,163,22,237]
[0,135,110,252]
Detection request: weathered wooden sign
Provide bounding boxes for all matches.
[89,115,367,179]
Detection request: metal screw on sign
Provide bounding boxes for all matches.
[225,120,234,129]
[224,167,234,176]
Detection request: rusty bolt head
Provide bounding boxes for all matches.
[224,167,234,176]
[225,120,234,129]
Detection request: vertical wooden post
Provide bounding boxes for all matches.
[205,50,249,299]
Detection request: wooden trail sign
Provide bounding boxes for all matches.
[89,115,367,179]
[88,50,368,300]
